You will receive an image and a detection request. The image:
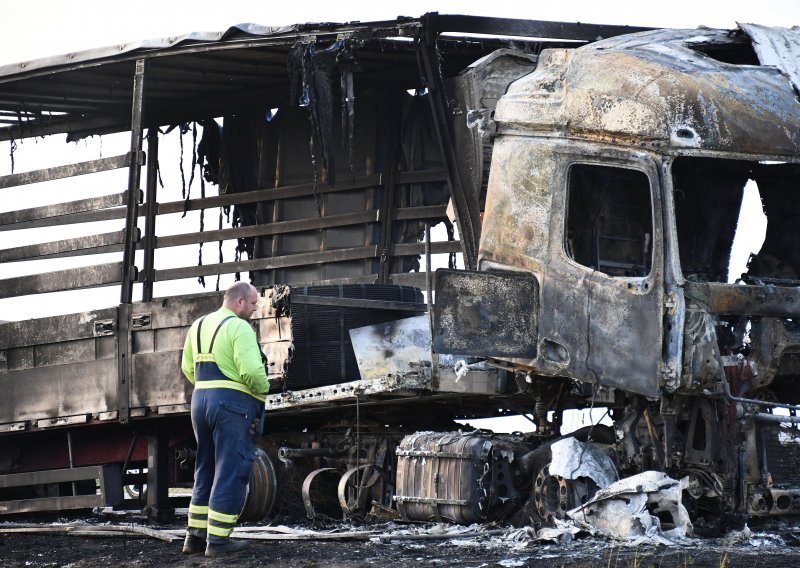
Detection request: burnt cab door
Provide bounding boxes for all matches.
[538,154,664,398]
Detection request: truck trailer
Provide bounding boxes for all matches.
[0,14,799,532]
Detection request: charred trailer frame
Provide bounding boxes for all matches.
[0,14,650,520]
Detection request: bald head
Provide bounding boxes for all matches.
[223,282,259,319]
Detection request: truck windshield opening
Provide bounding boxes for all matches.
[672,157,800,285]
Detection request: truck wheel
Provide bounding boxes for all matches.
[240,449,278,522]
[123,467,147,501]
[515,425,613,527]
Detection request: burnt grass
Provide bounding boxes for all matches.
[2,514,800,567]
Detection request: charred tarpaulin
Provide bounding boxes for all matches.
[288,39,361,187]
[196,110,264,261]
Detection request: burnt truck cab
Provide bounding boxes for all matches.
[438,25,800,521]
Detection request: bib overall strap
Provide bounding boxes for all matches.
[195,316,236,382]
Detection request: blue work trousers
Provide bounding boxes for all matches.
[189,387,263,542]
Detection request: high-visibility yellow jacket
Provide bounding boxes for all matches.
[181,307,269,401]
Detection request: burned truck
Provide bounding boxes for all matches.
[0,14,799,532]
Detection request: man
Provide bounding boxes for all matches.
[180,281,269,557]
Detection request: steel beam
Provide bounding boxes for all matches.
[156,210,379,249]
[237,270,436,290]
[118,58,147,425]
[0,229,129,262]
[154,245,379,282]
[141,130,159,302]
[121,58,146,305]
[0,207,133,232]
[290,295,427,312]
[391,240,462,256]
[0,262,123,299]
[1,243,126,262]
[394,205,448,221]
[151,170,439,217]
[0,114,129,142]
[0,191,130,226]
[0,154,134,189]
[156,174,383,215]
[430,14,652,41]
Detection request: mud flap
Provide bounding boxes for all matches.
[433,269,538,358]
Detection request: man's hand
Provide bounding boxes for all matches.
[249,415,263,443]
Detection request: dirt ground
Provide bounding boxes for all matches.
[2,514,800,567]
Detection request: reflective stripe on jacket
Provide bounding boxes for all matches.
[181,307,269,401]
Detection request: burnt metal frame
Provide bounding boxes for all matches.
[0,79,145,300]
[0,203,136,232]
[0,15,647,292]
[125,165,451,285]
[0,15,652,142]
[428,14,651,40]
[121,59,146,304]
[0,13,552,374]
[418,16,481,270]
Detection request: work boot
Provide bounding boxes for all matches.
[205,538,250,557]
[181,534,206,554]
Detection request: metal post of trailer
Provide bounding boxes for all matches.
[377,103,402,284]
[142,129,159,302]
[121,58,146,304]
[117,59,147,426]
[145,427,174,523]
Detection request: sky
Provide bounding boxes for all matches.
[0,0,797,67]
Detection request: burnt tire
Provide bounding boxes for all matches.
[513,425,613,527]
